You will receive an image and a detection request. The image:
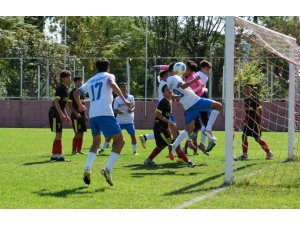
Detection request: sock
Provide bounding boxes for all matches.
[148,147,162,160]
[72,138,78,152]
[175,148,189,162]
[200,126,206,145]
[242,140,248,155]
[173,130,188,150]
[101,141,109,149]
[85,152,97,171]
[52,140,62,155]
[259,140,270,153]
[52,140,59,154]
[106,152,120,172]
[192,139,198,152]
[184,140,188,149]
[77,138,83,152]
[132,144,137,153]
[146,133,154,140]
[205,110,220,131]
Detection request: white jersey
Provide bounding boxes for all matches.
[113,95,135,124]
[158,80,167,102]
[196,71,209,87]
[79,72,115,118]
[167,75,199,110]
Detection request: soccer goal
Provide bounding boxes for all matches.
[224,17,300,185]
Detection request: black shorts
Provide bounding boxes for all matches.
[71,113,87,133]
[153,123,171,148]
[243,122,261,139]
[49,107,62,133]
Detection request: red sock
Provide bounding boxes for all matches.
[175,148,189,162]
[192,140,198,152]
[52,140,62,154]
[77,138,83,152]
[148,147,162,160]
[259,140,270,153]
[184,140,188,149]
[242,140,248,155]
[72,138,77,152]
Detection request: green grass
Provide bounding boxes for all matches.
[0,128,299,209]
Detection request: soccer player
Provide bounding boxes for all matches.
[196,60,217,154]
[235,84,273,161]
[48,70,72,161]
[167,62,222,155]
[74,58,131,186]
[114,82,138,155]
[68,76,88,155]
[144,84,195,168]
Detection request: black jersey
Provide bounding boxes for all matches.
[154,98,171,129]
[51,84,69,112]
[68,88,85,113]
[244,95,262,124]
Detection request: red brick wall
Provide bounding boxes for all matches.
[0,100,294,131]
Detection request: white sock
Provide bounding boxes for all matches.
[173,130,188,150]
[200,126,206,145]
[205,110,220,131]
[85,152,96,171]
[106,152,120,171]
[101,141,109,149]
[132,144,137,153]
[146,133,154,140]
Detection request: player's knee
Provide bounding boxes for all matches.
[213,101,222,111]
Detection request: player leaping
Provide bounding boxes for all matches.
[167,62,222,156]
[74,58,131,186]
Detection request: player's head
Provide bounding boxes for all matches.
[159,70,169,81]
[185,60,198,77]
[199,60,212,75]
[168,62,175,76]
[118,82,128,95]
[73,76,83,88]
[60,70,72,86]
[244,83,254,95]
[162,84,172,99]
[96,58,110,72]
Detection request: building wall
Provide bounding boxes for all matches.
[0,100,295,132]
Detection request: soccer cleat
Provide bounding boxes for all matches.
[72,151,77,155]
[133,151,139,155]
[98,148,105,154]
[202,130,217,141]
[206,140,216,153]
[50,156,57,161]
[100,167,113,186]
[77,151,85,155]
[266,151,273,160]
[186,161,196,168]
[234,154,249,161]
[139,135,147,149]
[83,169,91,185]
[56,156,70,162]
[198,143,209,156]
[144,158,157,166]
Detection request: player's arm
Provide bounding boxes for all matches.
[74,84,88,112]
[155,110,173,126]
[67,100,81,118]
[171,94,180,100]
[257,105,263,125]
[110,78,131,109]
[128,97,135,113]
[179,76,201,89]
[113,98,124,114]
[53,98,66,121]
[63,107,71,124]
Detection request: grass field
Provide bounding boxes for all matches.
[0,128,299,209]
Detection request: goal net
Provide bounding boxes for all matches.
[224,17,300,187]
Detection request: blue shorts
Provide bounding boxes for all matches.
[169,113,176,123]
[185,98,212,125]
[89,116,121,138]
[119,123,136,135]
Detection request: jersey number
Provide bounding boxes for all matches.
[91,82,103,101]
[173,89,184,98]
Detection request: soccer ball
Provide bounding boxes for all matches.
[173,62,186,76]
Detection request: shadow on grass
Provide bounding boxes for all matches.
[163,163,256,196]
[33,186,105,198]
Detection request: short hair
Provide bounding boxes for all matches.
[162,84,168,93]
[60,70,71,79]
[245,83,254,89]
[73,76,82,82]
[168,62,175,72]
[186,60,198,72]
[118,82,127,87]
[159,70,168,77]
[96,58,110,72]
[199,60,212,69]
